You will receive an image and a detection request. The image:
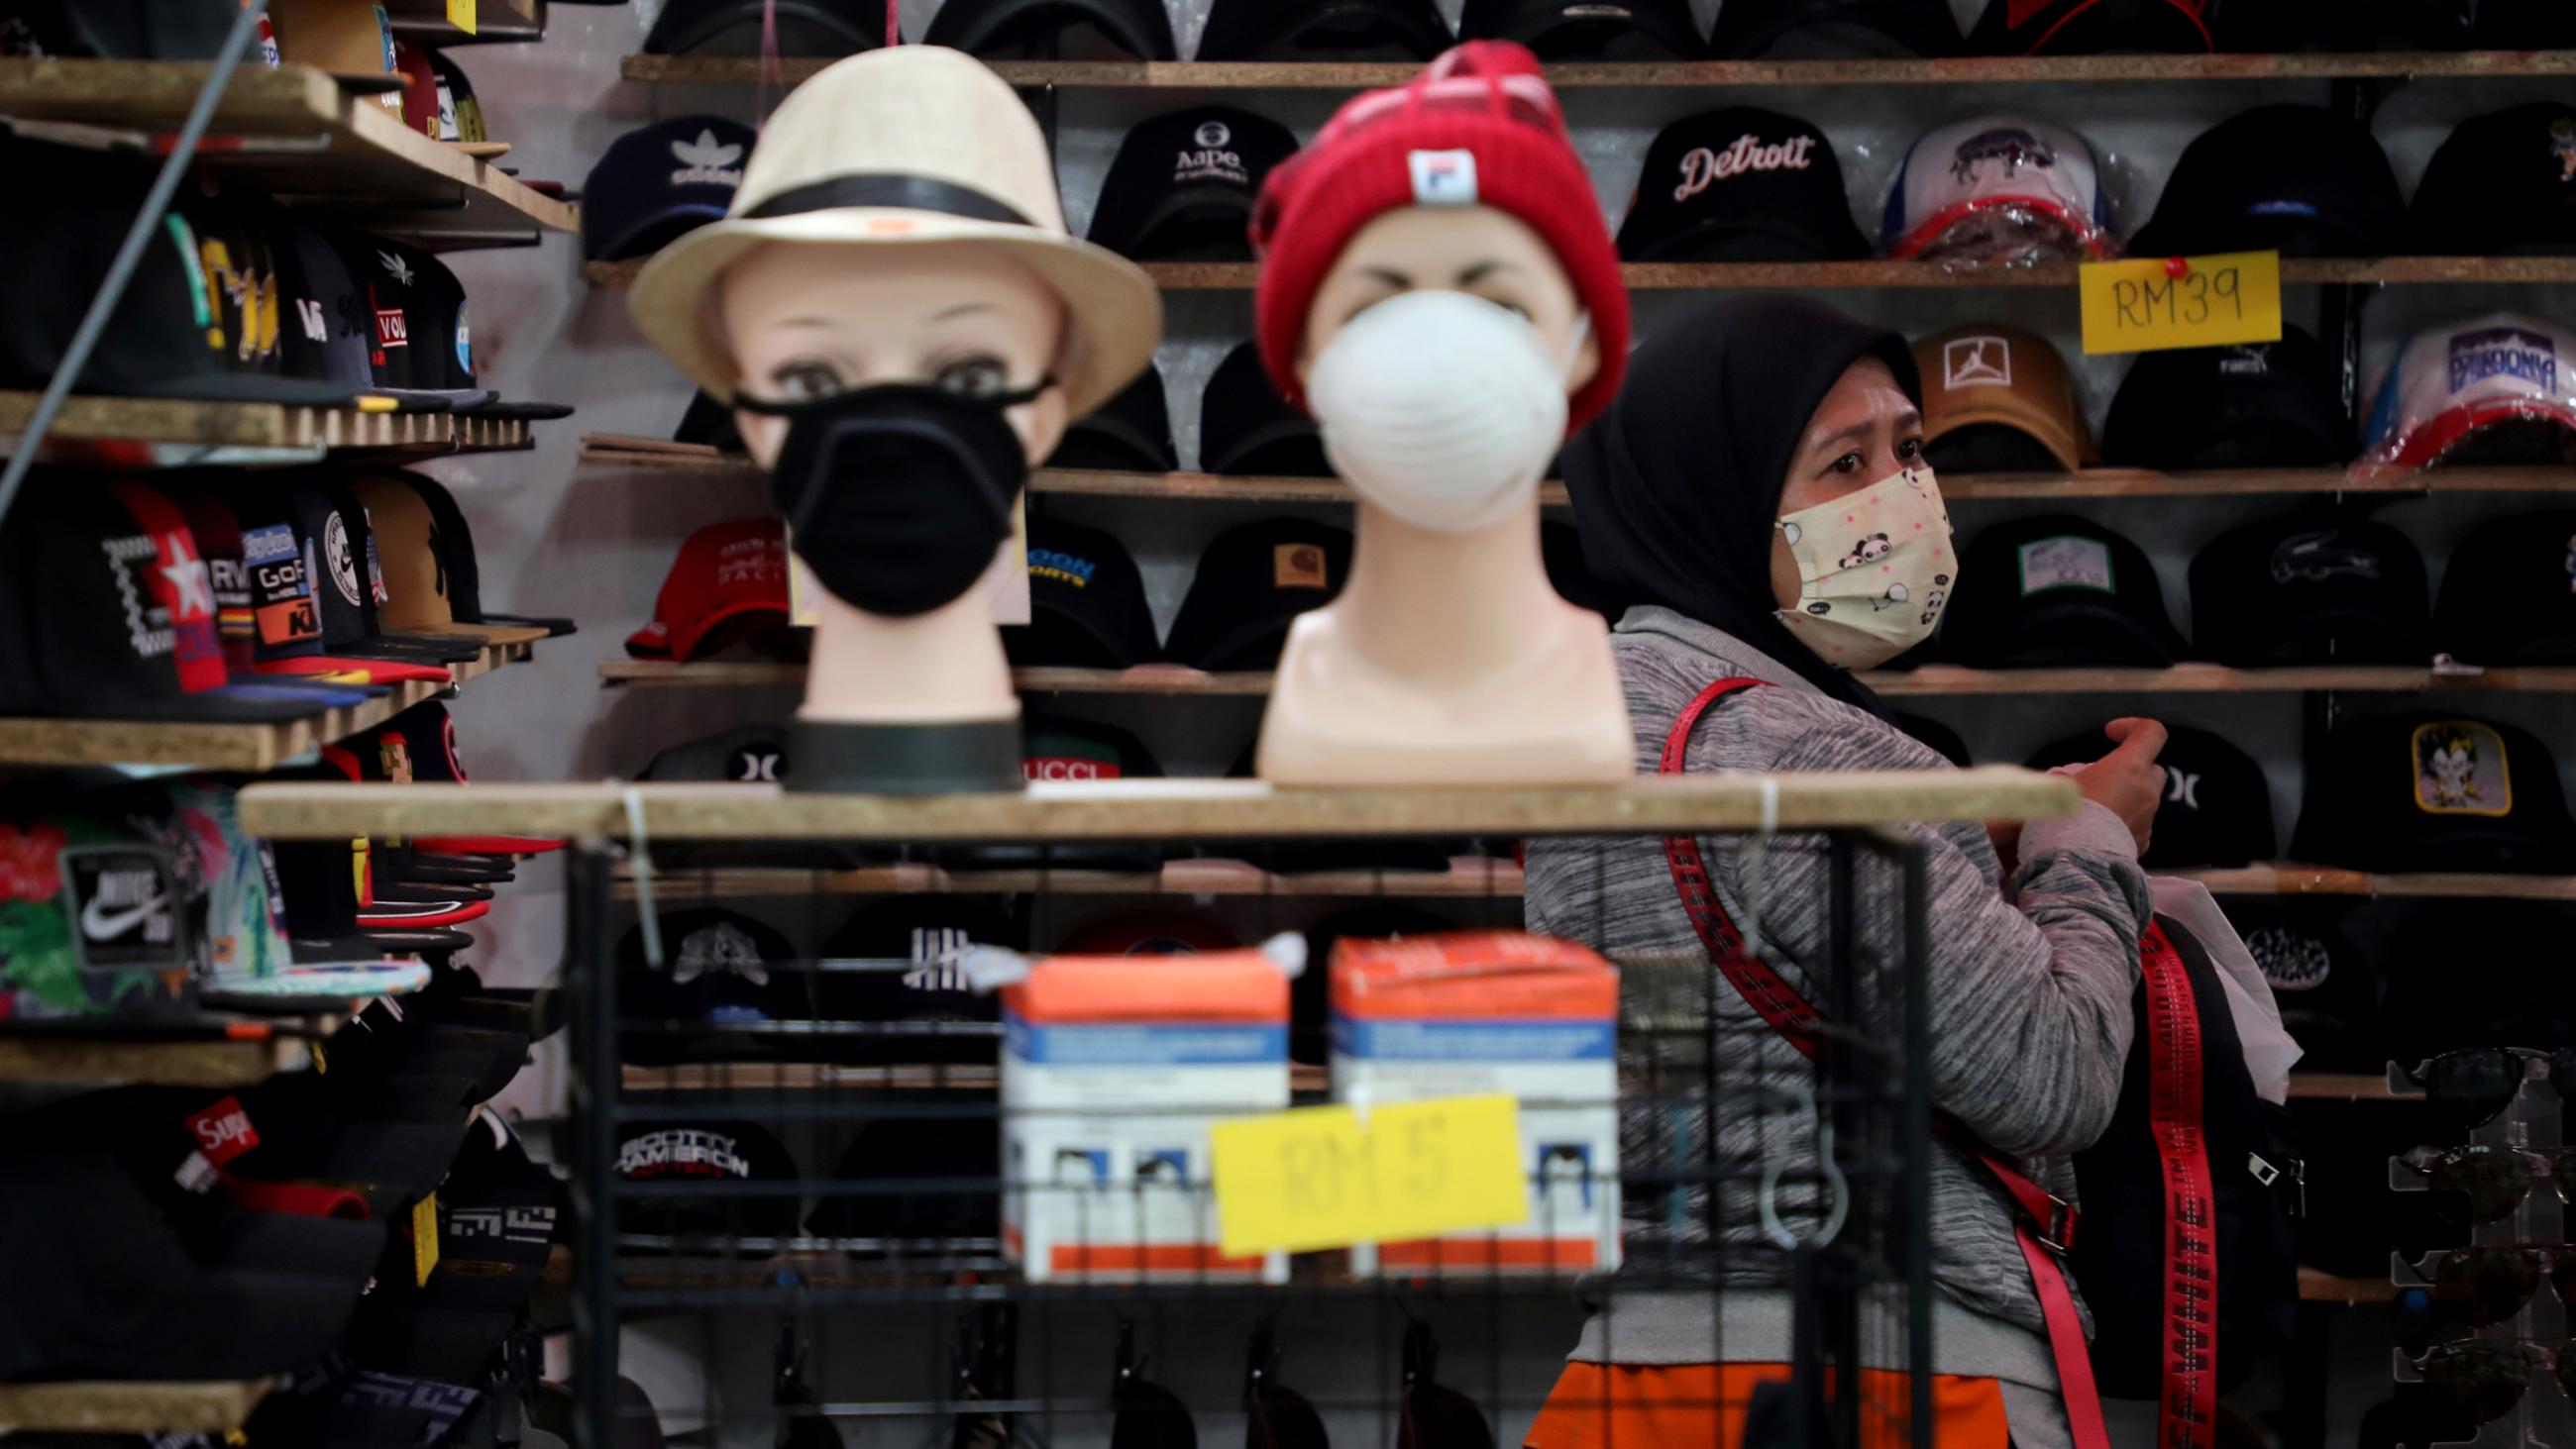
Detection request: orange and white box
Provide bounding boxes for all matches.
[1000,947,1290,1284]
[1334,931,1621,1277]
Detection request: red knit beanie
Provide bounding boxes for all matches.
[1249,42,1630,433]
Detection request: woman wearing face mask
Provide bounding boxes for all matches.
[1521,295,2168,1449]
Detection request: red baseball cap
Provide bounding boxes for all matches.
[624,517,794,664]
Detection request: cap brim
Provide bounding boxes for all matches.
[119,371,384,410]
[667,597,792,664]
[1925,402,2085,472]
[1890,195,2110,260]
[356,897,492,929]
[1203,418,1327,477]
[201,963,435,1015]
[480,612,577,637]
[2391,396,2576,472]
[425,620,551,647]
[413,836,566,856]
[588,203,733,264]
[1105,189,1256,261]
[457,398,578,421]
[251,673,394,699]
[1975,595,2181,668]
[257,656,454,685]
[1050,416,1177,472]
[40,686,334,724]
[631,209,1162,418]
[377,630,492,662]
[1621,214,1869,264]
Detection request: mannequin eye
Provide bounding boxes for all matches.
[771,360,843,400]
[933,355,1010,399]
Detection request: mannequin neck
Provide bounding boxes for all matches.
[1336,498,1559,681]
[801,582,1019,723]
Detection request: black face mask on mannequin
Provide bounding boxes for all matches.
[734,378,1051,617]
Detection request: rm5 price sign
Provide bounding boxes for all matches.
[1209,1094,1528,1257]
[2079,251,2282,356]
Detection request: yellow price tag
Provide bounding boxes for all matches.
[448,0,477,35]
[411,1191,440,1287]
[2079,251,2281,356]
[1210,1093,1527,1257]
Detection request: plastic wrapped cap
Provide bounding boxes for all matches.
[2357,311,2576,482]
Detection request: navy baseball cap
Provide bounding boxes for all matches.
[2101,328,2352,469]
[2291,713,2576,875]
[2127,106,2404,259]
[583,116,754,263]
[1089,108,1299,263]
[1007,516,1161,669]
[2410,105,2576,257]
[1617,108,1868,262]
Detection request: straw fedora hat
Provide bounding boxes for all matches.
[627,45,1159,417]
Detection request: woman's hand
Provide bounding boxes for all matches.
[2063,717,2169,855]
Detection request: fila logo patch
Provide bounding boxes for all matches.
[1673,133,1816,203]
[669,129,744,187]
[1408,150,1478,206]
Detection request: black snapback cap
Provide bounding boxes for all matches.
[1457,0,1707,58]
[2101,328,2352,470]
[1198,0,1452,58]
[1009,516,1161,669]
[2225,897,2380,1074]
[0,0,268,58]
[1089,107,1299,262]
[924,0,1176,57]
[2410,104,2576,257]
[643,0,885,53]
[2387,0,2576,48]
[2188,511,2430,668]
[394,470,576,637]
[583,116,754,263]
[2433,510,2576,666]
[618,908,805,1068]
[1165,518,1352,672]
[2127,105,2404,259]
[1940,514,2187,668]
[1202,342,1330,477]
[2028,723,2274,868]
[617,1118,805,1252]
[813,896,1020,1066]
[306,483,483,663]
[1710,0,1956,54]
[1617,107,1868,262]
[1969,0,2212,53]
[2291,712,2576,875]
[1052,362,1178,472]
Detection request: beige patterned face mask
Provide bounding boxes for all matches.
[1771,465,1956,670]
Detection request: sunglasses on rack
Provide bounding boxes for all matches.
[2411,1245,2576,1328]
[2415,1338,2576,1424]
[2413,1047,2576,1135]
[2403,1145,2576,1225]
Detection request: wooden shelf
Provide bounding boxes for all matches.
[620,855,1525,902]
[234,770,2079,842]
[1,392,535,465]
[2179,865,2576,901]
[625,1061,1330,1094]
[2299,1267,2400,1306]
[386,0,546,44]
[600,659,2576,699]
[0,1377,275,1433]
[0,59,576,249]
[621,50,2576,90]
[0,1020,325,1087]
[0,642,530,771]
[2285,1074,2402,1103]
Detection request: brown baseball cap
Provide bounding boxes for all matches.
[1912,323,2093,473]
[348,475,549,647]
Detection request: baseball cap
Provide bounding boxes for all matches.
[2387,0,2576,48]
[169,782,432,1010]
[394,471,577,638]
[1616,108,1869,262]
[390,37,439,138]
[272,0,404,93]
[1163,518,1352,671]
[583,116,755,263]
[1053,910,1239,956]
[2433,510,2576,666]
[349,475,549,647]
[315,482,490,662]
[643,0,886,53]
[0,0,274,58]
[2409,105,2576,257]
[164,485,383,697]
[2360,312,2576,475]
[1090,108,1300,262]
[1113,1341,1200,1449]
[1895,712,1972,766]
[1201,342,1331,476]
[2026,723,2273,868]
[2225,897,2380,1075]
[428,48,484,144]
[165,1072,473,1219]
[1939,514,2187,668]
[274,222,445,414]
[942,714,1169,872]
[1543,518,1618,619]
[2187,511,2430,667]
[618,908,805,1067]
[923,0,1177,57]
[1051,362,1179,471]
[813,897,1018,1066]
[325,231,493,409]
[2291,713,2576,875]
[367,701,567,860]
[1198,0,1453,58]
[624,517,797,662]
[617,1118,804,1254]
[1709,0,1958,55]
[1912,323,2092,473]
[2101,328,2353,469]
[1967,0,2212,52]
[2127,106,2403,259]
[1007,517,1161,668]
[268,825,469,962]
[1456,0,1707,58]
[0,801,196,1023]
[635,723,883,871]
[1879,114,2114,262]
[802,1104,1001,1248]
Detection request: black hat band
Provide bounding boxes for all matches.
[740,172,1035,228]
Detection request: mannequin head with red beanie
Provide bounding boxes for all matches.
[1245,43,1638,788]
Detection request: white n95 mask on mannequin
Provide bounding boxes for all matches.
[1773,466,1956,670]
[1304,289,1583,534]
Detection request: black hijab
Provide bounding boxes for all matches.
[1563,294,1921,718]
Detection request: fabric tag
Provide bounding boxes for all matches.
[2017,536,2114,596]
[1274,543,1330,590]
[1408,150,1478,206]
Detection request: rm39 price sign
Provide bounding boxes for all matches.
[2078,251,2282,356]
[1209,1094,1528,1257]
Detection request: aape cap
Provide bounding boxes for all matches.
[1198,0,1452,59]
[2026,723,2274,868]
[1880,113,2112,261]
[583,116,755,263]
[2188,511,2430,668]
[1007,516,1161,669]
[643,0,886,53]
[2127,106,2404,259]
[2410,104,2576,258]
[1052,362,1178,472]
[2362,312,2576,473]
[1089,108,1300,262]
[1164,517,1352,671]
[1616,107,1868,263]
[1911,323,2091,473]
[625,518,795,662]
[1940,514,2187,668]
[1457,0,1707,59]
[1968,0,2212,53]
[1710,0,1957,56]
[923,0,1176,58]
[1202,341,1330,477]
[2291,713,2576,875]
[2434,510,2576,666]
[2101,327,2353,470]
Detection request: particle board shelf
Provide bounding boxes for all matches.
[0,1020,325,1087]
[2178,864,2576,901]
[234,769,2080,842]
[623,1061,1333,1094]
[0,59,577,248]
[0,391,534,462]
[618,855,1526,902]
[2298,1267,2400,1306]
[620,50,2576,89]
[0,643,527,771]
[0,1377,275,1433]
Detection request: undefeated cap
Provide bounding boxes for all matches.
[1710,0,1958,56]
[2362,312,2576,473]
[1457,0,1707,58]
[1164,517,1352,671]
[0,804,194,1022]
[1051,362,1178,472]
[1198,0,1452,58]
[643,0,885,53]
[617,1118,803,1251]
[2188,511,2429,667]
[923,0,1176,57]
[625,518,795,662]
[2026,723,2273,868]
[2410,104,2576,257]
[2433,510,2576,666]
[1202,341,1331,477]
[2101,328,2353,469]
[1090,108,1299,262]
[1911,323,2091,473]
[2128,106,2403,259]
[1007,517,1161,668]
[813,897,1020,1066]
[2291,713,2576,875]
[349,475,547,646]
[583,116,754,263]
[1940,514,2186,667]
[1880,113,2112,261]
[618,908,803,1068]
[1616,108,1868,262]
[1968,0,2212,52]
